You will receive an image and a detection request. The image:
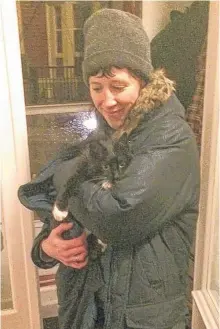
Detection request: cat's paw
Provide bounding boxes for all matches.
[98,239,107,252]
[102,181,112,190]
[52,204,68,222]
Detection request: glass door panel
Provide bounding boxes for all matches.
[1,219,13,311]
[26,109,96,176]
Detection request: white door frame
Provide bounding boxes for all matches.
[1,1,42,328]
[192,2,219,329]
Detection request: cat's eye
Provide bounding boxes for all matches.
[119,162,126,169]
[102,164,110,170]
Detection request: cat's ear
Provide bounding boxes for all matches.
[89,141,106,159]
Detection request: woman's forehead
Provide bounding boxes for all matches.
[89,67,136,84]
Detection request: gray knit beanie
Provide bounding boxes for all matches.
[82,8,153,85]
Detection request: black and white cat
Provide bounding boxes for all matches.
[52,132,131,224]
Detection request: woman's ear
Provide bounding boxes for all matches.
[140,78,147,89]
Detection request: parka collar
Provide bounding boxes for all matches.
[114,69,175,139]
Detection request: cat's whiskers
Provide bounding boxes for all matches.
[87,175,107,183]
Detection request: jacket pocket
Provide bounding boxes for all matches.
[55,264,82,306]
[129,237,185,305]
[126,295,186,329]
[56,260,104,307]
[128,243,166,305]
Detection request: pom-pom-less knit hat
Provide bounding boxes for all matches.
[82,8,153,85]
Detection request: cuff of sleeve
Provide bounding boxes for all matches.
[31,226,58,269]
[39,242,56,263]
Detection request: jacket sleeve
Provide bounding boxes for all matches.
[31,221,59,269]
[68,118,200,246]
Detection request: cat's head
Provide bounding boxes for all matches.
[88,133,131,183]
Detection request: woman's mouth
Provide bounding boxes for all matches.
[104,109,124,118]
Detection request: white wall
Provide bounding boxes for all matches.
[142,1,193,41]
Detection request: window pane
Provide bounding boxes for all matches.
[17,1,136,105]
[73,2,92,28]
[74,29,83,53]
[75,56,82,76]
[55,6,62,29]
[56,57,64,77]
[56,30,63,53]
[27,110,96,175]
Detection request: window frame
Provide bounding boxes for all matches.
[191,2,219,329]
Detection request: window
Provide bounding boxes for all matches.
[18,1,142,105]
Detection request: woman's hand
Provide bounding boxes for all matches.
[41,222,88,269]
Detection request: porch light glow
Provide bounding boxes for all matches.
[83,117,97,130]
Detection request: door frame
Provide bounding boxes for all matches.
[192,2,219,329]
[1,1,42,328]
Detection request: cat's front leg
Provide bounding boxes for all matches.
[52,203,68,222]
[97,239,107,252]
[102,181,112,190]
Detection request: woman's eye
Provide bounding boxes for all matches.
[92,87,102,92]
[112,85,125,91]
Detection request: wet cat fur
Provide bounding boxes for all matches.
[52,132,131,222]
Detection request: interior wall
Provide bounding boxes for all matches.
[142,1,193,41]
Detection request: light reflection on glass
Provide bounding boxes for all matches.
[26,110,96,175]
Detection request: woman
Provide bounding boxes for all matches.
[18,9,200,329]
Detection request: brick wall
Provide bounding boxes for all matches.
[20,2,48,67]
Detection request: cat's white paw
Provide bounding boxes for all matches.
[98,239,107,252]
[102,181,112,190]
[52,204,68,222]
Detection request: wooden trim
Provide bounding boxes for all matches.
[192,1,219,328]
[26,102,93,115]
[1,1,42,328]
[45,4,55,67]
[62,3,74,66]
[192,291,219,329]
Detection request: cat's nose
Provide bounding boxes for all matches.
[114,171,120,181]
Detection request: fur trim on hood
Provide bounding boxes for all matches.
[114,69,175,139]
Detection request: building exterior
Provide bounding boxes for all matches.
[16,1,142,105]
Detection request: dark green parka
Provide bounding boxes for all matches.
[18,71,200,329]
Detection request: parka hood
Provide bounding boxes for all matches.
[114,69,176,138]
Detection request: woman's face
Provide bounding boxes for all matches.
[89,67,142,130]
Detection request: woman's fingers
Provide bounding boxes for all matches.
[59,246,88,260]
[56,231,88,251]
[41,227,88,265]
[71,258,88,269]
[62,256,89,269]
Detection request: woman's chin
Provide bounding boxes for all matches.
[108,122,124,130]
[105,118,125,130]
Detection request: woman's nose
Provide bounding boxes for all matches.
[102,89,117,108]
